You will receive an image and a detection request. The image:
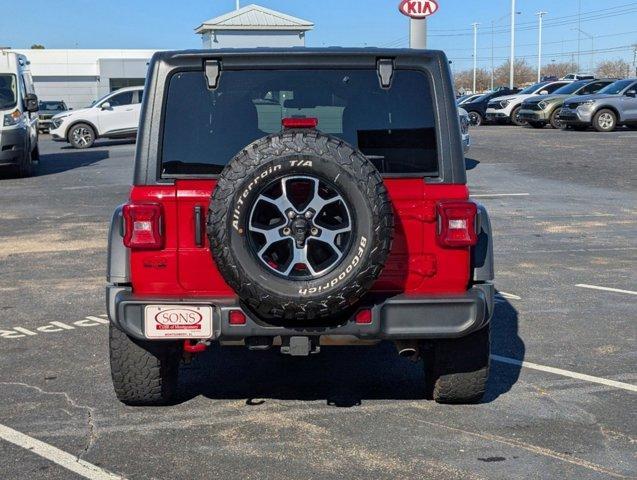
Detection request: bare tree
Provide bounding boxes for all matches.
[453,68,491,93]
[595,59,631,79]
[493,59,535,87]
[542,62,578,79]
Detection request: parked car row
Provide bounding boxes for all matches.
[461,78,637,132]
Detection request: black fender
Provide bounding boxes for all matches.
[472,203,494,282]
[107,205,130,285]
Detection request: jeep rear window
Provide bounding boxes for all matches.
[161,69,438,176]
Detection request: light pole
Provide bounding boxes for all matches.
[536,11,547,82]
[472,23,479,93]
[491,11,520,91]
[573,27,594,72]
[410,18,427,48]
[509,0,516,89]
[633,44,637,76]
[577,0,582,69]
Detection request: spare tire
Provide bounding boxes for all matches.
[207,130,393,320]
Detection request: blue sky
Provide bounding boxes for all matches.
[2,0,636,71]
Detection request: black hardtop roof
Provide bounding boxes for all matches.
[153,47,448,62]
[133,47,466,185]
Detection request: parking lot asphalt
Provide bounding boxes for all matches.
[0,127,635,480]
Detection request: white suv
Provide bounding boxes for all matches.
[485,80,572,125]
[49,86,143,148]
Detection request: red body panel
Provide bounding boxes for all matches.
[128,179,471,297]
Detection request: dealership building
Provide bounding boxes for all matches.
[12,4,313,110]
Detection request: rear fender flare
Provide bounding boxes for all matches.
[107,205,130,285]
[471,203,494,282]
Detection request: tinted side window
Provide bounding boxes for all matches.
[580,82,608,95]
[544,82,568,94]
[107,91,133,107]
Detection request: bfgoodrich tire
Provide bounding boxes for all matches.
[109,324,181,405]
[207,130,393,320]
[421,324,490,404]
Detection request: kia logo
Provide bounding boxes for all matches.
[398,0,439,19]
[154,309,203,325]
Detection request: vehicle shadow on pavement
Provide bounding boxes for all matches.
[60,139,135,149]
[485,296,524,402]
[465,158,480,170]
[34,150,109,176]
[176,297,523,406]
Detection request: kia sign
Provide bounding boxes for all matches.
[398,0,439,19]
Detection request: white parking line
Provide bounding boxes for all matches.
[575,284,637,296]
[491,355,637,393]
[471,193,530,198]
[496,291,521,300]
[0,423,124,480]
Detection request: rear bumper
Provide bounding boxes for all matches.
[107,283,494,342]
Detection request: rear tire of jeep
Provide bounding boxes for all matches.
[68,123,96,149]
[109,324,181,406]
[208,130,393,320]
[421,324,490,404]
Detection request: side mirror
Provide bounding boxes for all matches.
[626,90,636,98]
[539,90,549,95]
[101,102,112,110]
[24,93,39,113]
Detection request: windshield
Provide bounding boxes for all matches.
[161,69,439,176]
[468,94,488,103]
[553,81,588,95]
[598,80,635,95]
[0,74,17,110]
[87,91,114,108]
[39,101,66,111]
[519,82,548,95]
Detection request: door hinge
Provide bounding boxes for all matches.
[204,60,221,89]
[377,58,395,89]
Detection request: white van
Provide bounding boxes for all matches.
[0,50,39,177]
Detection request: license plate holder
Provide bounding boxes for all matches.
[144,305,213,339]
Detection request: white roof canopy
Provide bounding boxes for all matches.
[195,4,314,33]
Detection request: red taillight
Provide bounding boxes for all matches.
[355,309,373,324]
[282,117,318,129]
[436,201,478,247]
[122,203,164,250]
[229,310,247,325]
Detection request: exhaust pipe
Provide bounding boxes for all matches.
[395,340,419,360]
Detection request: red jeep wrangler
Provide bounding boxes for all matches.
[107,49,494,405]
